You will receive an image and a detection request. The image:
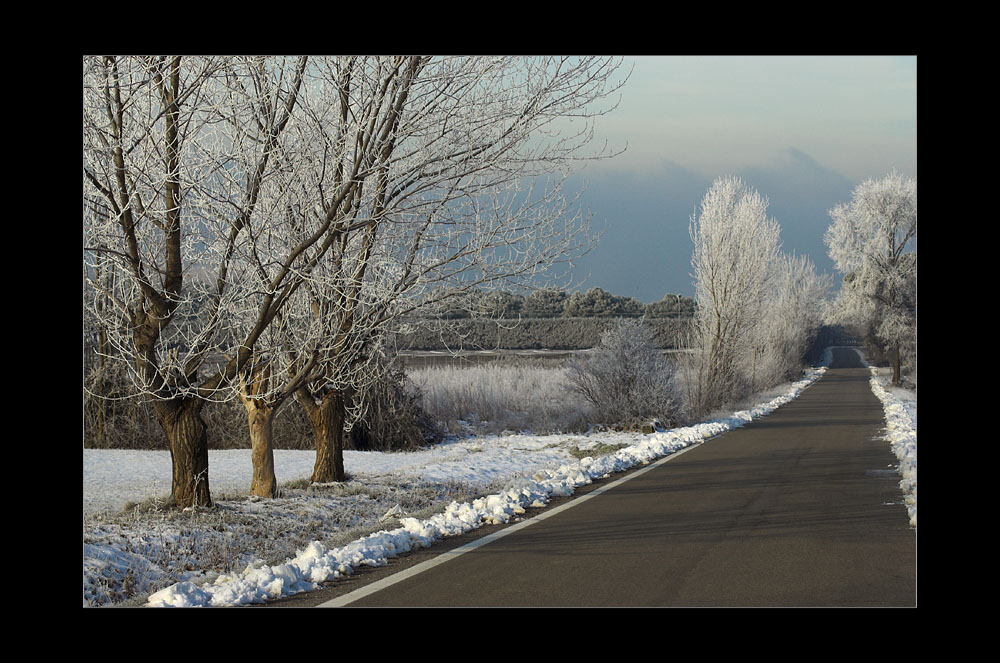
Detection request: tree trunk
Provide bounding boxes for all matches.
[892,342,902,387]
[154,397,213,509]
[88,365,108,447]
[243,400,278,498]
[297,389,347,483]
[92,330,110,447]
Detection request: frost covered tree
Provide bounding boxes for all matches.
[686,176,782,415]
[81,55,398,503]
[644,293,697,319]
[683,177,834,415]
[203,56,328,498]
[824,171,916,385]
[83,56,298,508]
[277,56,628,483]
[84,55,630,503]
[563,287,643,317]
[521,288,568,318]
[751,253,831,390]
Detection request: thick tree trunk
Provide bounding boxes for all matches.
[154,397,213,509]
[243,401,278,498]
[297,389,347,483]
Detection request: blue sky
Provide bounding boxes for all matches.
[565,55,917,301]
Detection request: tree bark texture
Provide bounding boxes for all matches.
[298,390,347,483]
[244,401,278,498]
[154,397,213,509]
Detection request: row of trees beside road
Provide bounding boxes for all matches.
[683,170,916,417]
[684,176,832,416]
[83,55,628,508]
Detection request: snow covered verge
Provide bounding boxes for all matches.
[93,364,823,608]
[863,358,917,528]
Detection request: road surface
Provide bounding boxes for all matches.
[265,347,916,607]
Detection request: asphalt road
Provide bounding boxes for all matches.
[265,347,916,607]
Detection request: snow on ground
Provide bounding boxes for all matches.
[83,348,916,608]
[82,440,579,519]
[863,359,918,528]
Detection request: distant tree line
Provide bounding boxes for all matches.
[413,287,697,321]
[395,316,692,351]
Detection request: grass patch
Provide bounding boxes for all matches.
[567,441,630,459]
[408,361,593,435]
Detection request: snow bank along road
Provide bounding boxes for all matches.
[302,347,915,607]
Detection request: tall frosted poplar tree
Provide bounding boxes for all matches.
[687,176,782,415]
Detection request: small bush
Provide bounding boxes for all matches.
[347,363,445,452]
[567,319,680,428]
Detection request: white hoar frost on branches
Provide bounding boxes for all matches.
[84,56,630,507]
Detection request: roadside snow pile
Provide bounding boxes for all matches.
[868,368,917,528]
[146,364,827,608]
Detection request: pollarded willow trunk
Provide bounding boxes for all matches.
[297,389,347,483]
[243,401,278,498]
[154,397,213,509]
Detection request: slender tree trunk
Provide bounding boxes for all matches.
[243,400,278,498]
[892,342,902,387]
[297,389,347,483]
[154,397,213,509]
[89,364,108,448]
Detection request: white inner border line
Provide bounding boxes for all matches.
[318,441,704,607]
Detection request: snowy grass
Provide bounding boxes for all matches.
[84,472,507,606]
[408,361,593,435]
[83,347,916,608]
[83,436,593,606]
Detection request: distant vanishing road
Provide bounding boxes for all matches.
[275,347,917,608]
